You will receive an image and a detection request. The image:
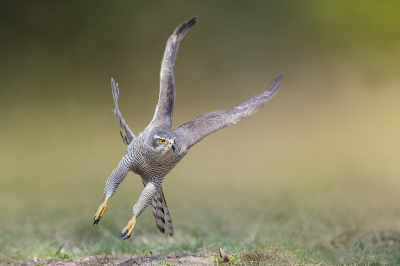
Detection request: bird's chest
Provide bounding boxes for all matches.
[130,154,151,177]
[129,148,177,178]
[128,137,186,178]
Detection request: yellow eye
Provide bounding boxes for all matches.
[159,139,165,144]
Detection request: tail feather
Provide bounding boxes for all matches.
[160,188,173,236]
[151,187,173,236]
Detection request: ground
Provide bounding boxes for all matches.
[1,254,214,266]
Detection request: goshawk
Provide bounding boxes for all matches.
[93,16,282,240]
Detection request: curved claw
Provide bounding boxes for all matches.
[93,215,102,225]
[119,229,128,239]
[119,215,136,241]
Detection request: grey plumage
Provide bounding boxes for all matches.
[151,16,197,131]
[173,74,282,150]
[94,16,282,239]
[111,79,135,145]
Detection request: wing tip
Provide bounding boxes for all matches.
[188,15,198,26]
[272,73,283,89]
[184,16,198,29]
[262,74,283,97]
[174,16,198,37]
[274,74,283,84]
[111,77,120,103]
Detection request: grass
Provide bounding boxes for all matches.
[2,175,400,265]
[2,102,400,265]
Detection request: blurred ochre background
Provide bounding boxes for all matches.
[1,1,400,232]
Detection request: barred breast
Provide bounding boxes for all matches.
[128,131,185,182]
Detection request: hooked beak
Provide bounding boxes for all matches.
[168,140,176,151]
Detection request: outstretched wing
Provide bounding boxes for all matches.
[173,74,282,151]
[149,16,198,130]
[151,187,173,237]
[111,78,136,145]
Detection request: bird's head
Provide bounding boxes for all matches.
[151,131,177,154]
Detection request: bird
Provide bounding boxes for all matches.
[93,16,282,240]
[218,248,230,263]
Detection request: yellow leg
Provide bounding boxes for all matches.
[93,197,109,225]
[119,215,137,240]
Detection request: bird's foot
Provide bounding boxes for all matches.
[93,197,109,225]
[119,215,137,240]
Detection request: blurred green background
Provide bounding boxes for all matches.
[1,1,400,263]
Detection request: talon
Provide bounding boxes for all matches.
[119,229,128,239]
[93,215,102,225]
[93,197,109,225]
[119,215,136,240]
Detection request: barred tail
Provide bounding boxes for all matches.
[151,187,173,237]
